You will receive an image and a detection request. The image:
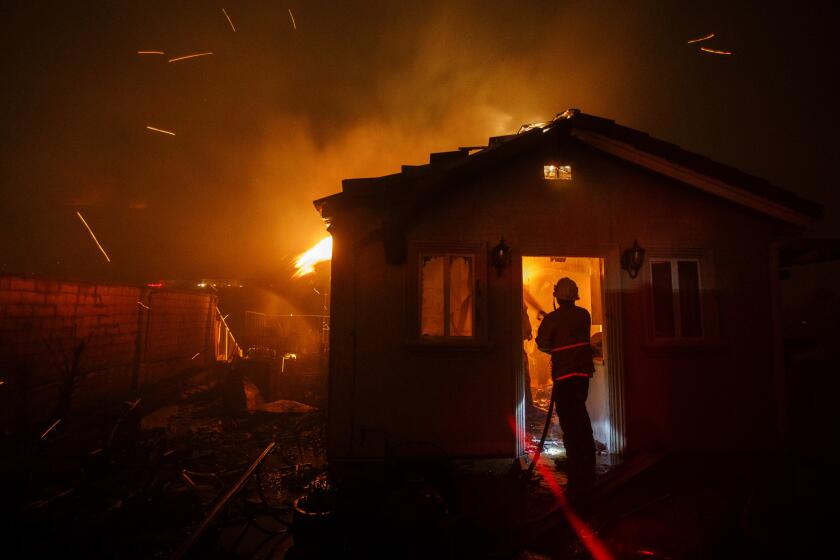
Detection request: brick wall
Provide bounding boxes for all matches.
[0,276,216,424]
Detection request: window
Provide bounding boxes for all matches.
[421,255,474,337]
[408,242,486,344]
[649,258,703,339]
[544,164,572,180]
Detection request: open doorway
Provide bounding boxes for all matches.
[521,256,612,462]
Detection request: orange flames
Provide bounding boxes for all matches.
[293,236,332,278]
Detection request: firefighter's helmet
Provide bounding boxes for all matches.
[553,277,580,301]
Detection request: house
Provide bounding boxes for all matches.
[313,109,821,465]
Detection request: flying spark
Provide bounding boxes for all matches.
[137,301,150,310]
[191,352,201,360]
[222,8,236,32]
[146,126,176,136]
[76,211,111,263]
[687,32,715,44]
[700,47,733,55]
[40,419,62,439]
[137,50,165,55]
[288,8,297,30]
[167,52,213,63]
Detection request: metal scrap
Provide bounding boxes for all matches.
[172,441,278,560]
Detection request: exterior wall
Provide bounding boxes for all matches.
[0,277,216,423]
[328,137,784,460]
[142,290,216,385]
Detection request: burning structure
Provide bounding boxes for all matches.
[314,109,821,464]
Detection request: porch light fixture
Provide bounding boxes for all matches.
[490,237,511,277]
[544,164,572,180]
[621,240,646,279]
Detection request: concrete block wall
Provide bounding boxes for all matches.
[142,290,215,385]
[0,276,216,424]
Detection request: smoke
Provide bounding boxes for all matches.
[1,1,834,282]
[241,1,643,278]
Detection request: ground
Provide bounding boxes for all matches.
[3,360,813,559]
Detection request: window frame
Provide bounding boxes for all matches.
[642,249,720,347]
[406,242,488,346]
[648,258,703,339]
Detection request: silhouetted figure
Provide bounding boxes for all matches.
[535,277,596,518]
[523,304,537,415]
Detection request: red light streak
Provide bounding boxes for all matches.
[146,282,164,288]
[533,460,614,560]
[506,413,614,560]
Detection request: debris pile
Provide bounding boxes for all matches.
[3,363,325,558]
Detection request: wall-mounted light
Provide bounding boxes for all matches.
[544,164,572,180]
[621,240,646,279]
[490,237,511,277]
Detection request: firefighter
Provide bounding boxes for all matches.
[535,277,596,517]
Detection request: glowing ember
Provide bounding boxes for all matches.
[146,126,176,136]
[137,50,165,55]
[687,32,715,44]
[40,418,61,439]
[288,8,297,30]
[700,47,732,55]
[293,236,332,278]
[76,211,111,263]
[222,8,236,32]
[168,52,213,63]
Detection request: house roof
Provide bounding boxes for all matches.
[315,109,822,227]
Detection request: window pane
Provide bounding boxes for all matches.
[678,261,703,337]
[421,256,445,336]
[449,256,474,336]
[651,261,675,337]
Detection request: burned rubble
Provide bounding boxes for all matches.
[3,357,327,559]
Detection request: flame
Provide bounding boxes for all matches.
[293,236,332,278]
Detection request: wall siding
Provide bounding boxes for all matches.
[328,138,783,460]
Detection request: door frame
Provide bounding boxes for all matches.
[513,244,626,460]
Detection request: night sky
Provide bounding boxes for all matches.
[1,1,836,284]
